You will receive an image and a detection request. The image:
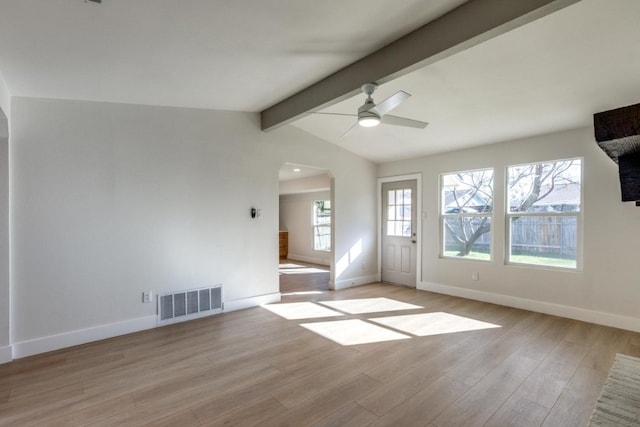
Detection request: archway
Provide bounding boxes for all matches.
[278,163,334,294]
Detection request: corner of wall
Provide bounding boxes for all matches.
[331,274,378,290]
[0,71,10,124]
[0,345,12,364]
[223,292,281,312]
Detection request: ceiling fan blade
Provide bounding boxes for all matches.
[381,115,429,129]
[370,90,411,116]
[341,121,359,137]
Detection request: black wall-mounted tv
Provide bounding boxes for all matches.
[619,150,640,202]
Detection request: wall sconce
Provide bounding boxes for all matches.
[250,208,262,219]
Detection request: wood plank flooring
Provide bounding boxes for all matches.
[1,271,639,426]
[279,259,330,294]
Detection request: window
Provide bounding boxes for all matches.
[386,187,412,237]
[506,158,581,269]
[313,200,331,251]
[441,169,494,260]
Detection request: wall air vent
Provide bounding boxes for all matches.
[158,285,223,326]
[594,102,640,206]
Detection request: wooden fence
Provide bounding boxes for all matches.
[444,216,577,258]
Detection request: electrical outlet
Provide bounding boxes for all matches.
[471,272,480,281]
[142,291,153,303]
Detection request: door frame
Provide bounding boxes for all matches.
[377,173,422,286]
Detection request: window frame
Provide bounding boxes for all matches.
[312,199,331,252]
[439,167,494,262]
[505,157,583,271]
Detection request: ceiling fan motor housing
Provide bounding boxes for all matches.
[358,99,378,116]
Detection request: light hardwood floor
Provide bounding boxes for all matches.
[1,279,639,426]
[279,259,330,294]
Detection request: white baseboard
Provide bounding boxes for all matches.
[224,292,281,312]
[421,281,640,333]
[331,274,378,290]
[0,345,12,364]
[286,254,330,266]
[10,293,282,360]
[12,315,157,360]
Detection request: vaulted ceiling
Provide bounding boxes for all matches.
[1,0,639,163]
[293,0,640,162]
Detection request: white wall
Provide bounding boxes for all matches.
[279,190,331,266]
[379,127,640,331]
[8,97,377,357]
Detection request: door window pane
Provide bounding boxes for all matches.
[388,206,395,220]
[386,188,413,237]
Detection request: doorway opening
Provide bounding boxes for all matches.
[278,163,333,294]
[279,261,329,295]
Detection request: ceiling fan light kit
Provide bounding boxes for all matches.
[358,113,381,127]
[312,82,428,134]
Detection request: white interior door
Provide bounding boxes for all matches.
[381,180,417,287]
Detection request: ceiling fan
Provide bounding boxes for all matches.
[313,83,428,135]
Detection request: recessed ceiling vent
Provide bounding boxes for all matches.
[594,103,640,206]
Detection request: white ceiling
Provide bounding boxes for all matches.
[1,0,639,164]
[0,0,466,111]
[279,163,328,182]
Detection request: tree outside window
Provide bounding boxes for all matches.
[441,169,494,260]
[507,159,581,269]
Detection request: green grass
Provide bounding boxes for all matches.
[509,254,576,269]
[444,250,576,269]
[443,250,490,261]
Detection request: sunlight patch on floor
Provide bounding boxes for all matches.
[370,312,501,337]
[319,297,422,314]
[278,262,328,275]
[262,302,344,320]
[300,319,411,346]
[279,263,307,269]
[279,267,328,275]
[280,291,325,296]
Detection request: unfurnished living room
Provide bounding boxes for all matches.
[1,0,640,426]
